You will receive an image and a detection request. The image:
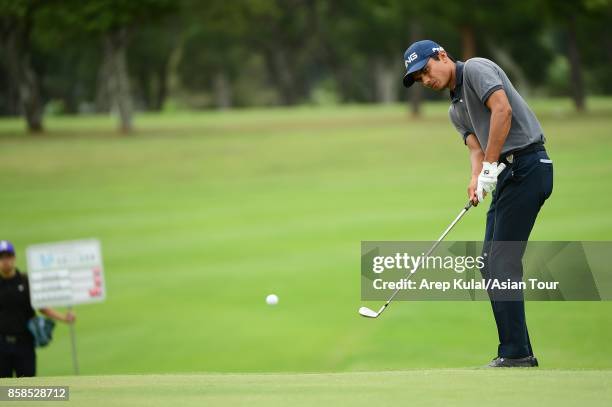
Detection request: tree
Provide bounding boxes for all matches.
[315,0,425,106]
[128,18,181,111]
[176,0,249,109]
[539,0,596,111]
[242,0,319,105]
[574,0,612,94]
[0,0,44,132]
[429,0,491,60]
[53,0,176,132]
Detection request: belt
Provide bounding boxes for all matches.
[0,334,32,344]
[500,142,545,164]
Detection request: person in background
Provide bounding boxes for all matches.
[0,240,76,377]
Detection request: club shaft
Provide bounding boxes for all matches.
[379,201,473,311]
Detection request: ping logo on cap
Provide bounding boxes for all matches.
[405,52,418,66]
[402,40,445,88]
[0,241,7,250]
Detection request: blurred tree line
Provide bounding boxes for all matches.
[0,0,610,132]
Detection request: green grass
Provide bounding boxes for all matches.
[3,370,611,407]
[0,97,611,377]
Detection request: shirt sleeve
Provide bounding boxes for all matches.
[464,59,503,104]
[448,106,473,145]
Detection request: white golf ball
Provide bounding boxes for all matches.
[266,294,279,305]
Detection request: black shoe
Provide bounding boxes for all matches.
[487,356,539,368]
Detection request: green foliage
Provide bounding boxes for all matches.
[545,55,571,96]
[1,0,611,114]
[0,0,34,17]
[51,0,176,34]
[177,0,247,90]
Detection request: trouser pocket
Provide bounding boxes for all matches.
[537,151,554,203]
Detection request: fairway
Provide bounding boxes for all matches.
[1,99,612,377]
[2,3,611,406]
[2,370,611,406]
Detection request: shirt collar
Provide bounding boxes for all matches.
[450,61,464,103]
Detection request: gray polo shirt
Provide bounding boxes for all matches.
[448,58,545,155]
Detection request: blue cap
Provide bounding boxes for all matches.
[402,40,445,88]
[0,240,15,255]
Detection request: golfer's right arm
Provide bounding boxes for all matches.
[466,134,484,206]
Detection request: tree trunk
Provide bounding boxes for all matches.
[1,71,20,115]
[0,13,44,133]
[19,58,43,132]
[566,15,586,112]
[213,71,232,110]
[152,63,168,111]
[373,57,396,104]
[409,21,423,117]
[137,61,169,111]
[95,59,111,112]
[410,80,423,118]
[460,25,476,60]
[265,48,298,105]
[165,41,183,106]
[137,69,152,110]
[102,28,133,133]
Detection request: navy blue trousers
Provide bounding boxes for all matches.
[481,147,554,358]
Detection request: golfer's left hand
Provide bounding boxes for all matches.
[476,162,506,202]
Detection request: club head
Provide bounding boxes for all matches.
[358,306,379,318]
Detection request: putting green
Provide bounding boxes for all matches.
[2,370,611,406]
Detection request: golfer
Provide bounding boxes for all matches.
[0,240,76,377]
[402,40,553,367]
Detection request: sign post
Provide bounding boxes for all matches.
[26,239,106,375]
[67,305,79,375]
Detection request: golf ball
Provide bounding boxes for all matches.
[266,294,279,305]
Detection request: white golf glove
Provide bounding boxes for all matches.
[476,162,506,202]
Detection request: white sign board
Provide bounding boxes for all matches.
[26,239,106,308]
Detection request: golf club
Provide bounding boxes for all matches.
[358,172,504,319]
